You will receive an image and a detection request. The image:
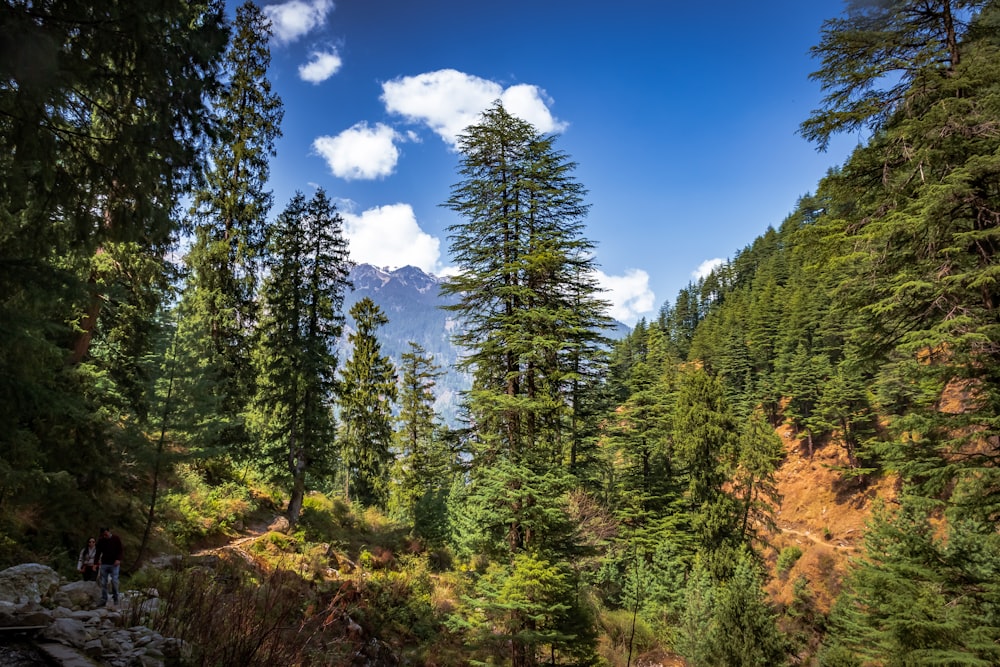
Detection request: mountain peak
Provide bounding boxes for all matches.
[349,263,439,294]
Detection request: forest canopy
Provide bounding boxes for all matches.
[1,1,1000,665]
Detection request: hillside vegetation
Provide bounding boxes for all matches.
[2,1,1000,665]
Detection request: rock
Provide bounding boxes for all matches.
[0,562,189,667]
[160,637,191,662]
[35,641,97,667]
[15,611,53,627]
[268,515,290,533]
[147,554,182,570]
[49,605,75,618]
[0,564,62,605]
[83,638,103,657]
[0,601,17,626]
[140,652,166,667]
[40,617,88,648]
[54,580,101,610]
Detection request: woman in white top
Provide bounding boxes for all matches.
[77,537,98,581]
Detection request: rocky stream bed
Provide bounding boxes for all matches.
[0,563,185,666]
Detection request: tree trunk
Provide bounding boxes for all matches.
[287,469,305,529]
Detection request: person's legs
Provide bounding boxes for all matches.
[109,564,120,604]
[99,564,110,604]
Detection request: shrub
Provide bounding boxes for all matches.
[597,607,657,654]
[777,546,804,574]
[160,465,253,548]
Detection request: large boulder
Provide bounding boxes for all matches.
[53,580,101,610]
[0,563,62,604]
[40,616,89,648]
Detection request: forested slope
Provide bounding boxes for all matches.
[2,1,999,665]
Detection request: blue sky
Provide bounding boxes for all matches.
[256,0,860,324]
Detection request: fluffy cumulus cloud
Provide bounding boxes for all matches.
[693,258,724,280]
[299,49,342,83]
[342,203,443,273]
[380,69,566,147]
[593,268,656,325]
[264,0,334,44]
[313,122,401,180]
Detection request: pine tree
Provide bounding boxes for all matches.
[178,0,283,462]
[672,367,743,578]
[733,412,783,549]
[390,342,454,539]
[337,297,397,509]
[441,102,608,666]
[801,0,986,150]
[677,551,789,667]
[0,0,227,539]
[821,498,1000,665]
[602,326,679,529]
[249,190,350,525]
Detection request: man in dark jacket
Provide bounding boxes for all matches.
[95,527,123,607]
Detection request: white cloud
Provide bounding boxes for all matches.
[313,122,401,180]
[593,268,656,325]
[693,258,724,280]
[342,203,444,274]
[380,69,565,147]
[264,0,334,44]
[299,49,342,83]
[499,84,567,136]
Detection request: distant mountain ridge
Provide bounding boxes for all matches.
[341,264,467,424]
[341,263,630,425]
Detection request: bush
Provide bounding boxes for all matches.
[777,546,804,575]
[160,465,253,548]
[597,607,657,655]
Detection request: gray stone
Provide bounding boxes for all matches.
[0,564,62,604]
[140,652,166,667]
[69,608,100,622]
[50,605,75,618]
[15,611,53,627]
[56,580,102,609]
[40,616,88,648]
[35,641,99,667]
[83,638,104,657]
[268,515,291,533]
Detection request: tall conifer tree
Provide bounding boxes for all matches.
[178,0,283,462]
[442,102,608,667]
[337,298,398,509]
[249,190,350,526]
[0,0,227,538]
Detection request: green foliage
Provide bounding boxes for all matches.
[0,0,227,562]
[595,606,658,660]
[176,0,283,464]
[249,189,351,524]
[776,545,803,575]
[673,367,745,576]
[338,297,398,509]
[442,101,611,467]
[677,552,789,667]
[801,0,987,149]
[821,499,1000,665]
[160,465,254,549]
[389,342,456,541]
[457,551,597,665]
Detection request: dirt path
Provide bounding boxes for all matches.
[188,516,281,566]
[777,523,859,551]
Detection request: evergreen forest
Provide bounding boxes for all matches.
[2,1,1000,665]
